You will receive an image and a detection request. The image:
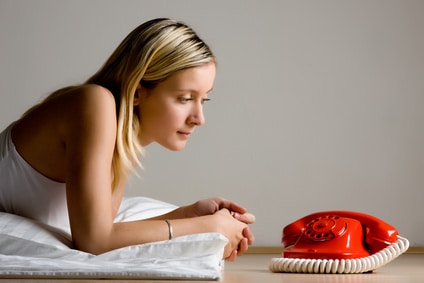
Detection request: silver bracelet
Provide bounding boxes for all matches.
[165,219,173,240]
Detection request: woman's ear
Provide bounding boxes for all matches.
[133,84,146,106]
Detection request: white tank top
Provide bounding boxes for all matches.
[0,122,70,233]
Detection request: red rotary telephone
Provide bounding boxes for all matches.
[282,211,398,259]
[269,210,408,273]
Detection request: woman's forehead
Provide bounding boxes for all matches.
[156,63,216,93]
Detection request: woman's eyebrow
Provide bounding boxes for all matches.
[174,87,213,94]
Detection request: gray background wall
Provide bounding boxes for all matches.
[1,0,423,247]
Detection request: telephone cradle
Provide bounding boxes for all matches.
[269,211,409,274]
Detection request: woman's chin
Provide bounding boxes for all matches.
[161,142,187,152]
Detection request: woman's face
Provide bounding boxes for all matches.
[135,62,216,151]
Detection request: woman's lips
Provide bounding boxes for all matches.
[177,131,191,138]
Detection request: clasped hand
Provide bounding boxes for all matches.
[186,197,255,261]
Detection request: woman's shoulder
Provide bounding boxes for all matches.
[76,84,114,99]
[58,84,118,129]
[23,84,116,115]
[15,84,117,137]
[63,84,116,108]
[48,84,117,120]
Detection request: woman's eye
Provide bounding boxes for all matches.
[177,97,211,104]
[178,97,192,103]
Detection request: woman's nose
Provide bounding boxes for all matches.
[188,104,205,126]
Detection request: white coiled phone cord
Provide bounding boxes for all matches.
[269,236,409,274]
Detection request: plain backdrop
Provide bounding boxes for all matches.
[0,0,423,247]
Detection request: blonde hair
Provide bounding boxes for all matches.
[85,18,215,190]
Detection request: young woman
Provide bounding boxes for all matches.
[0,18,254,261]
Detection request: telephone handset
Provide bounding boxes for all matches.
[282,210,398,259]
